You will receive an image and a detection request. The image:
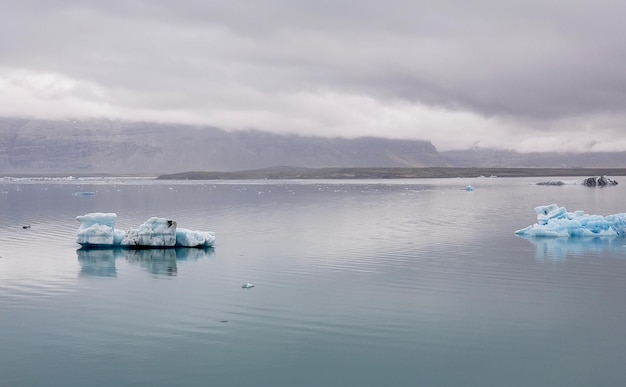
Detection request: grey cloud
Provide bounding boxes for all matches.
[2,0,626,151]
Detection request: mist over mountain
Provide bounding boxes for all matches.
[440,149,626,169]
[2,117,626,175]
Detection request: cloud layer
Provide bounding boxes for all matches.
[2,0,626,152]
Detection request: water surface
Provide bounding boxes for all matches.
[1,177,625,386]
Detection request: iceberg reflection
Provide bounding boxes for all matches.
[124,249,178,276]
[77,248,120,277]
[517,235,626,262]
[174,246,216,261]
[76,247,215,277]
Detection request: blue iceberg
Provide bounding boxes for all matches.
[77,213,215,248]
[515,204,626,237]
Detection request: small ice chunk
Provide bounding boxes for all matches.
[242,282,255,289]
[464,185,474,191]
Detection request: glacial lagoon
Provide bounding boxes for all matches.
[1,176,626,386]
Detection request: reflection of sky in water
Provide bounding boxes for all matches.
[77,247,215,277]
[3,177,626,387]
[518,235,626,262]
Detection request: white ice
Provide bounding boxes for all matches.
[76,213,118,246]
[515,204,626,237]
[121,217,177,247]
[76,213,215,248]
[175,228,216,247]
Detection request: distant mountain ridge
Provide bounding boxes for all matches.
[2,117,626,174]
[0,118,444,174]
[158,167,626,180]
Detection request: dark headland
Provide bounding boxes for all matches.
[157,167,626,180]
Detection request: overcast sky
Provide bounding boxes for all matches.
[2,0,626,152]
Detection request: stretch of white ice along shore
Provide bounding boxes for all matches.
[515,204,626,237]
[77,213,215,247]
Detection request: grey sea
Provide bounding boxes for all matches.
[1,176,625,387]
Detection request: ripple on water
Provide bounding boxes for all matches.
[2,179,626,387]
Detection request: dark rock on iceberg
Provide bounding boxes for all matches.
[582,176,618,187]
[536,181,565,186]
[536,176,618,186]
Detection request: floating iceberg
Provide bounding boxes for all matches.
[536,175,618,187]
[515,204,626,237]
[76,213,215,248]
[582,176,618,187]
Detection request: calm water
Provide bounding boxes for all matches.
[1,176,625,386]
